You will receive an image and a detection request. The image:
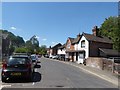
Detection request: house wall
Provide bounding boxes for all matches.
[72,36,89,64]
[89,41,113,57]
[66,39,74,51]
[49,49,53,57]
[57,48,66,55]
[74,44,78,50]
[66,38,75,61]
[78,36,89,58]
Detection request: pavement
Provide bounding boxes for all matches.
[50,59,119,86]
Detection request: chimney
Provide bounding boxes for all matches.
[92,26,99,36]
[77,33,80,38]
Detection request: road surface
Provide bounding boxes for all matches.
[0,57,118,89]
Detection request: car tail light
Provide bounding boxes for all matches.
[2,63,7,69]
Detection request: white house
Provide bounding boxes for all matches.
[76,34,89,64]
[57,44,66,55]
[74,26,113,64]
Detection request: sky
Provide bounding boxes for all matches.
[1,2,118,47]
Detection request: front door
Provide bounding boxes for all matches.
[78,51,85,64]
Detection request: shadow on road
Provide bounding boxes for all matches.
[34,64,41,68]
[32,72,41,82]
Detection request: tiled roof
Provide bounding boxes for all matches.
[58,44,66,49]
[99,48,120,56]
[72,36,81,44]
[69,37,75,43]
[83,33,112,44]
[68,34,81,45]
[52,43,62,49]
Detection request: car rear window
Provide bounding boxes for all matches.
[8,57,30,65]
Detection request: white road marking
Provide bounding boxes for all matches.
[0,85,11,90]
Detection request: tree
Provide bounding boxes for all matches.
[15,47,28,53]
[15,36,25,47]
[25,40,34,53]
[39,45,47,55]
[25,35,40,54]
[99,16,120,52]
[1,30,26,55]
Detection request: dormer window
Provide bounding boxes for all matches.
[81,40,85,48]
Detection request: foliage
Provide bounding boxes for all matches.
[39,45,47,55]
[99,16,120,51]
[1,30,46,55]
[25,35,40,54]
[1,30,25,55]
[14,47,28,53]
[1,30,25,47]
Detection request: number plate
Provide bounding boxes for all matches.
[11,73,21,76]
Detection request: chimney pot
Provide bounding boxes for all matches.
[92,26,99,36]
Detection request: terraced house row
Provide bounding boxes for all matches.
[48,26,120,73]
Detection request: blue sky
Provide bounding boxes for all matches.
[2,2,118,47]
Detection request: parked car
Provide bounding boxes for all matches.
[1,54,34,82]
[58,54,65,61]
[44,54,49,58]
[31,54,38,65]
[49,55,53,59]
[52,55,59,59]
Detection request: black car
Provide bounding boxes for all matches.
[1,54,34,82]
[58,54,65,61]
[31,54,38,65]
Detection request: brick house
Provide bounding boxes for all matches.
[75,26,113,64]
[65,34,81,62]
[49,43,62,57]
[65,26,118,64]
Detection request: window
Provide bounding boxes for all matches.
[81,40,85,48]
[67,43,71,49]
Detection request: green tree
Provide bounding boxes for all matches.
[15,47,28,53]
[25,40,34,53]
[99,16,120,51]
[0,30,26,55]
[25,35,40,54]
[15,36,25,47]
[39,45,47,55]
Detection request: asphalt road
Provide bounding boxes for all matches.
[0,57,118,89]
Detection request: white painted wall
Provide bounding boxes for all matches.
[73,35,89,64]
[74,44,78,50]
[57,48,66,55]
[78,35,89,58]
